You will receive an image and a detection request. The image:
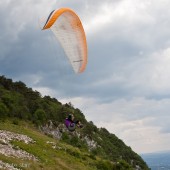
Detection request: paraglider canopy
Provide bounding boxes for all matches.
[42,8,88,74]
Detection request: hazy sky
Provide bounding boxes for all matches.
[1,0,170,154]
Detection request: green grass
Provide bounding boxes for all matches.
[0,119,112,170]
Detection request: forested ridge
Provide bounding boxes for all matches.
[0,75,149,169]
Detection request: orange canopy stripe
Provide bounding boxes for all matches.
[43,8,87,73]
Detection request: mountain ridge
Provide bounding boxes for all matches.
[0,75,149,169]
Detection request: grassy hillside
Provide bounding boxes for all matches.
[0,121,109,170]
[0,75,149,169]
[0,119,131,170]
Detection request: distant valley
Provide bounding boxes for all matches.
[141,151,170,170]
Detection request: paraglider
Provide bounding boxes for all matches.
[65,113,83,132]
[42,8,88,73]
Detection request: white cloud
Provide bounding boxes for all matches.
[88,46,170,99]
[123,47,170,95]
[33,86,55,97]
[85,0,170,50]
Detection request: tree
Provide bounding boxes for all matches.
[33,109,47,125]
[0,102,9,119]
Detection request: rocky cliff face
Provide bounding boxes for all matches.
[41,120,97,151]
[0,130,37,170]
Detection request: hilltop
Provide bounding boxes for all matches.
[0,75,149,169]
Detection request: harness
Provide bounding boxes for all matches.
[65,118,76,131]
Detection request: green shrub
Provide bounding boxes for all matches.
[113,160,133,170]
[0,102,9,119]
[12,118,19,125]
[95,160,113,170]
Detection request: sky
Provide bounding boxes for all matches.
[1,0,170,154]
